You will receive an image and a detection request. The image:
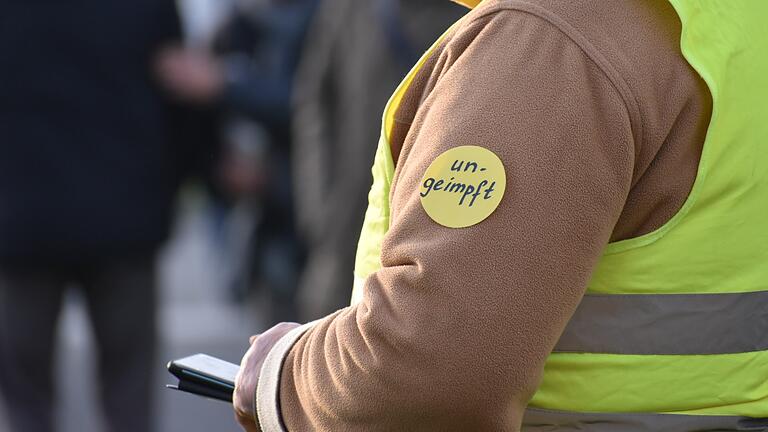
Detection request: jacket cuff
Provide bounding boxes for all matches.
[256,321,318,432]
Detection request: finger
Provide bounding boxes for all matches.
[249,335,259,345]
[235,411,260,432]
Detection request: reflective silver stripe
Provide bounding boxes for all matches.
[523,408,768,432]
[555,291,768,355]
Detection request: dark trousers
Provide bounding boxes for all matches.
[0,258,156,432]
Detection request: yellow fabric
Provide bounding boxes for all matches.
[531,0,768,415]
[590,1,768,291]
[350,134,393,305]
[451,0,482,8]
[535,351,768,417]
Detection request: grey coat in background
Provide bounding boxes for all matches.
[291,0,466,319]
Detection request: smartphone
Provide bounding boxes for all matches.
[167,354,240,403]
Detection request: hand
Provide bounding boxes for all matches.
[154,44,224,104]
[233,322,302,432]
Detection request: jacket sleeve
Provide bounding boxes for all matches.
[260,8,636,431]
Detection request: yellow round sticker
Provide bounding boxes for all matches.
[419,145,506,228]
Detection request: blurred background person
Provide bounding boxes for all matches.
[155,0,319,324]
[0,0,468,430]
[291,0,465,320]
[0,0,212,431]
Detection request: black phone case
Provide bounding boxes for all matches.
[167,379,233,403]
[167,360,235,403]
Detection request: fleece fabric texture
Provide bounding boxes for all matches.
[271,0,711,430]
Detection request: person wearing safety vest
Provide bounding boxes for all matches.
[233,0,768,430]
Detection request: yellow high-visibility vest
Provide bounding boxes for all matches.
[351,1,768,428]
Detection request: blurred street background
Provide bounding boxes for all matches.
[0,0,465,431]
[44,195,257,432]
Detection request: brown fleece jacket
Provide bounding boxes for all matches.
[277,0,711,430]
